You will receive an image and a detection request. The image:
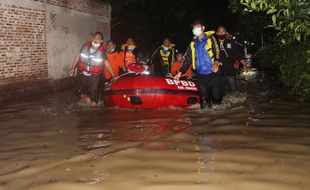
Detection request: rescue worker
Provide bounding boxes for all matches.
[68,32,115,106]
[105,40,126,81]
[171,52,192,77]
[174,20,220,109]
[216,25,247,93]
[151,38,176,75]
[120,37,139,68]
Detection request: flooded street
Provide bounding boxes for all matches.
[0,78,309,190]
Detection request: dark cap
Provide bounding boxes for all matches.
[191,20,205,28]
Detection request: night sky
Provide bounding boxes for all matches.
[110,0,239,52]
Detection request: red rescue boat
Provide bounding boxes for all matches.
[103,75,199,109]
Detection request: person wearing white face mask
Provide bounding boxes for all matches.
[68,32,115,106]
[151,38,176,76]
[174,20,220,110]
[120,38,139,68]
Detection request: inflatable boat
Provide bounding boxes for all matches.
[104,75,199,109]
[103,63,199,109]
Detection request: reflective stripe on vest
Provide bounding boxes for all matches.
[78,42,104,75]
[159,49,171,65]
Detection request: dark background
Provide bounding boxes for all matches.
[108,0,269,54]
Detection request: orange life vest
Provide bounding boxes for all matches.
[171,61,192,77]
[121,44,138,67]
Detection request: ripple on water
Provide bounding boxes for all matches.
[0,85,309,190]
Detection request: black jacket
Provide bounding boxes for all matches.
[217,38,244,76]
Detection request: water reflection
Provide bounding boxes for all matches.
[0,83,309,189]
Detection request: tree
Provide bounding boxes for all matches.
[238,0,310,44]
[230,0,310,101]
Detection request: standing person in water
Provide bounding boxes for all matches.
[68,32,115,106]
[215,25,247,94]
[151,38,176,76]
[120,37,139,68]
[105,40,126,81]
[174,20,220,109]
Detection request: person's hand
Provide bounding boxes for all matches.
[212,61,219,73]
[174,72,182,80]
[110,76,117,82]
[240,60,248,73]
[68,68,75,77]
[243,64,249,73]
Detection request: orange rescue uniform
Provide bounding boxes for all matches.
[120,44,138,67]
[105,51,125,80]
[171,61,192,77]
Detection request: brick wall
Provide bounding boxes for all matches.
[0,0,110,87]
[0,3,48,84]
[96,21,110,38]
[32,0,109,16]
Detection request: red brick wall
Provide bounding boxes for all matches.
[32,0,109,16]
[0,4,48,84]
[0,0,110,85]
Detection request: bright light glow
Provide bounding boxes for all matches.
[92,58,103,62]
[80,53,89,58]
[244,8,253,12]
[142,71,150,75]
[143,65,149,70]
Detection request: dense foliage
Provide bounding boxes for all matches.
[239,0,309,44]
[232,0,310,100]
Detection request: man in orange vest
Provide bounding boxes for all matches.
[120,37,139,67]
[105,40,126,80]
[68,32,115,106]
[171,52,192,77]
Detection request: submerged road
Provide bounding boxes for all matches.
[0,77,309,190]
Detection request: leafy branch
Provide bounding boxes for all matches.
[239,0,310,44]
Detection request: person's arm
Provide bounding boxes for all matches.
[174,46,192,80]
[232,42,248,72]
[68,52,80,77]
[118,53,126,72]
[239,59,248,72]
[104,60,115,78]
[102,52,115,78]
[211,36,220,72]
[121,65,126,73]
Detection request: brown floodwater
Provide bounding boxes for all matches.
[0,77,309,190]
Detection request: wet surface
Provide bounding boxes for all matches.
[0,76,309,190]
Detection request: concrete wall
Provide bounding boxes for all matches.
[46,4,110,79]
[0,0,110,84]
